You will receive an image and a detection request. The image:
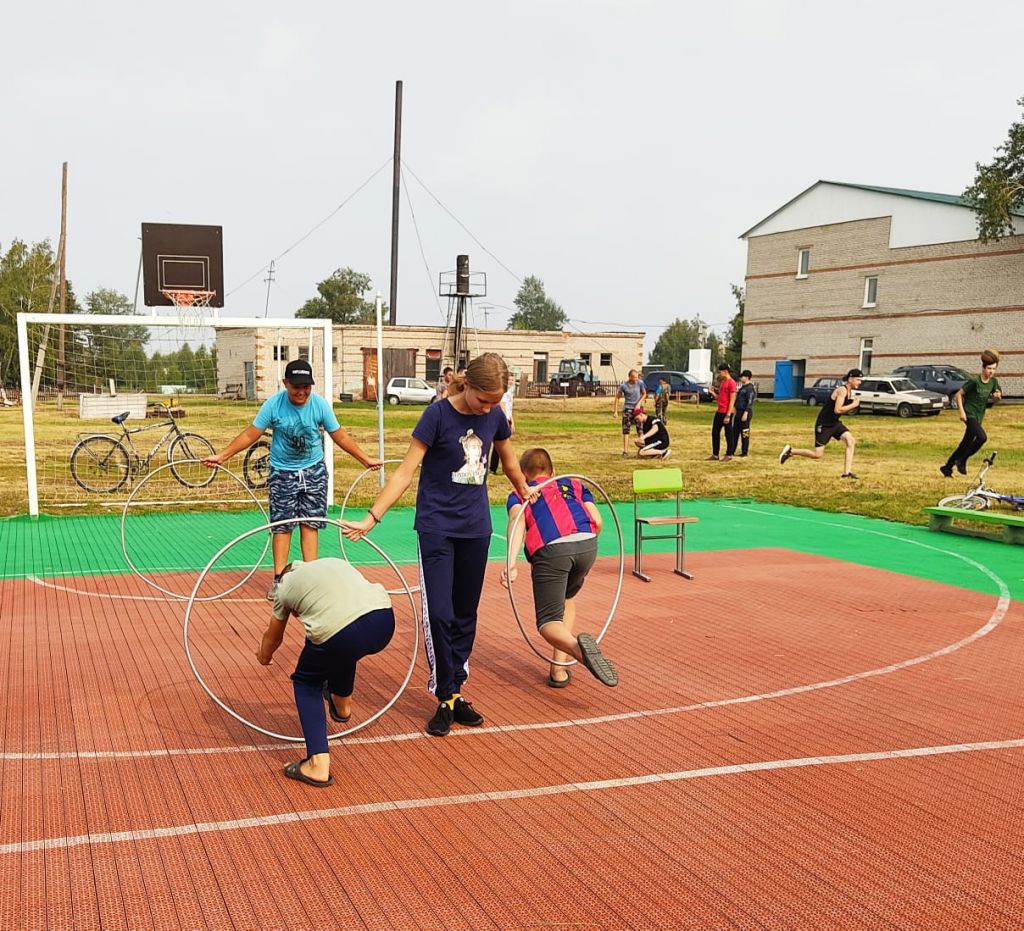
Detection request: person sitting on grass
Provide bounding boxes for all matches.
[257,557,395,789]
[779,368,862,479]
[633,408,671,459]
[501,448,618,689]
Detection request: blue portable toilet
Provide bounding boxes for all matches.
[774,360,795,400]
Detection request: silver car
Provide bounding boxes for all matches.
[852,376,946,418]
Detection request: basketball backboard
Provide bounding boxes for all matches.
[141,223,224,308]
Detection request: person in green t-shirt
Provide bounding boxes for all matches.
[940,349,1002,477]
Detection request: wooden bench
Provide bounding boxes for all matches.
[923,506,1024,545]
[633,468,699,581]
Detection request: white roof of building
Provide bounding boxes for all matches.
[740,180,1024,248]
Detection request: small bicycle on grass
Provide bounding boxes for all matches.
[70,401,216,493]
[937,452,1024,512]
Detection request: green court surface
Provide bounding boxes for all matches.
[1,499,1021,601]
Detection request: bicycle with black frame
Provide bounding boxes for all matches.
[69,400,217,493]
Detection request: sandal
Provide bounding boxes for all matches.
[283,759,334,788]
[322,685,351,723]
[547,668,573,689]
[577,633,618,687]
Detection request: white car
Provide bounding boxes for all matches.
[385,376,435,405]
[851,376,946,418]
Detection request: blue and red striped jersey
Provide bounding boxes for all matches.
[507,475,595,559]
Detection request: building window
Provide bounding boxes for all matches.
[796,248,811,279]
[580,352,591,366]
[859,338,873,374]
[273,345,289,361]
[599,352,612,367]
[298,346,310,362]
[425,349,442,384]
[533,352,548,385]
[331,347,338,363]
[863,276,878,308]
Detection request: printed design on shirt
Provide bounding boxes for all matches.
[451,429,487,485]
[286,429,311,455]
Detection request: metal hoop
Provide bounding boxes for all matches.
[183,517,419,743]
[506,474,624,667]
[121,460,270,602]
[338,458,421,596]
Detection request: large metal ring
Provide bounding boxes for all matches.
[183,517,419,742]
[121,460,270,601]
[505,474,624,667]
[338,458,420,596]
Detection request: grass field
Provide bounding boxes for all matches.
[1,395,1021,523]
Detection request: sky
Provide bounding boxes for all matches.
[4,0,1022,358]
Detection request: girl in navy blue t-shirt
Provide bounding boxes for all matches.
[342,353,533,737]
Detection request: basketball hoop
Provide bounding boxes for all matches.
[161,289,215,333]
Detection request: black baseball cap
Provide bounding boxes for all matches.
[284,360,315,385]
[845,368,864,379]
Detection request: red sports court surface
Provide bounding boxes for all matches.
[2,548,1023,929]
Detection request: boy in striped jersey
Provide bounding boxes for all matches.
[501,448,618,689]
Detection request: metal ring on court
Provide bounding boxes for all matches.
[338,458,421,596]
[505,474,624,667]
[183,517,420,743]
[121,460,270,602]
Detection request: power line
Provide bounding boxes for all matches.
[400,167,446,323]
[402,162,523,285]
[226,156,393,298]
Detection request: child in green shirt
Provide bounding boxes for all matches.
[941,349,1002,477]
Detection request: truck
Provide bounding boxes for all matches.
[548,358,607,397]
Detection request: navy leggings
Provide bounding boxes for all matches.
[291,607,395,757]
[418,533,491,701]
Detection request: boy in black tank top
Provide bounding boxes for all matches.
[778,369,863,479]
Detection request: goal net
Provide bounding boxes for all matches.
[16,313,334,515]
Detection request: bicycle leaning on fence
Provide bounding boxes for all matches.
[936,452,1024,512]
[69,402,218,494]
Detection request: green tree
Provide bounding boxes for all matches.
[0,240,56,387]
[296,267,382,324]
[724,283,745,372]
[507,276,567,331]
[649,315,719,370]
[964,96,1024,241]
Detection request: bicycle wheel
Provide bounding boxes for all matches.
[243,439,271,490]
[936,494,989,511]
[70,436,131,493]
[168,433,217,488]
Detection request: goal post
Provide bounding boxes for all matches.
[16,312,335,516]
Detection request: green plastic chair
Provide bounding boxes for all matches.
[632,468,699,582]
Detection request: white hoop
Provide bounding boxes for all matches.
[338,458,421,596]
[121,460,270,601]
[184,517,419,743]
[506,474,624,667]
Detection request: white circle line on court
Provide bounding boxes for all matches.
[5,508,1011,762]
[27,576,265,605]
[3,737,1022,856]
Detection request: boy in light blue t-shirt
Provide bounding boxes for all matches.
[204,359,380,599]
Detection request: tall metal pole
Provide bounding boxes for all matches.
[375,293,386,487]
[388,80,402,326]
[263,260,276,317]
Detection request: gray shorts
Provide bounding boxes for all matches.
[530,537,599,628]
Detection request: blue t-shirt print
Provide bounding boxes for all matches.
[253,391,341,471]
[411,399,511,537]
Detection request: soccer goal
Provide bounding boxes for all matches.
[16,312,334,515]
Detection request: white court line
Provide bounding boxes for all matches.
[3,737,1022,855]
[27,576,265,605]
[4,508,1011,763]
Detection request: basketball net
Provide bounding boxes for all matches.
[161,289,215,334]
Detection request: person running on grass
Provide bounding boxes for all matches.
[341,353,534,737]
[257,558,394,788]
[633,408,671,458]
[501,448,618,689]
[779,368,863,479]
[940,349,1002,478]
[203,359,381,600]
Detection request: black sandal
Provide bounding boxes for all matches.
[283,759,334,788]
[547,668,573,689]
[577,633,618,687]
[322,685,351,723]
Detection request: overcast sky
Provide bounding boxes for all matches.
[4,0,1021,356]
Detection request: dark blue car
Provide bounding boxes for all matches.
[643,371,714,402]
[800,377,842,406]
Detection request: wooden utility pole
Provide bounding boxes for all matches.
[57,162,68,408]
[388,80,402,326]
[31,162,69,406]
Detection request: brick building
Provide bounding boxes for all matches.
[216,323,643,400]
[739,181,1024,396]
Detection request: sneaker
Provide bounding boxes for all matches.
[721,455,733,462]
[939,464,953,478]
[840,472,859,480]
[621,452,628,459]
[956,460,968,476]
[706,454,719,461]
[660,448,672,459]
[266,579,279,602]
[452,696,484,727]
[779,444,792,465]
[426,702,454,737]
